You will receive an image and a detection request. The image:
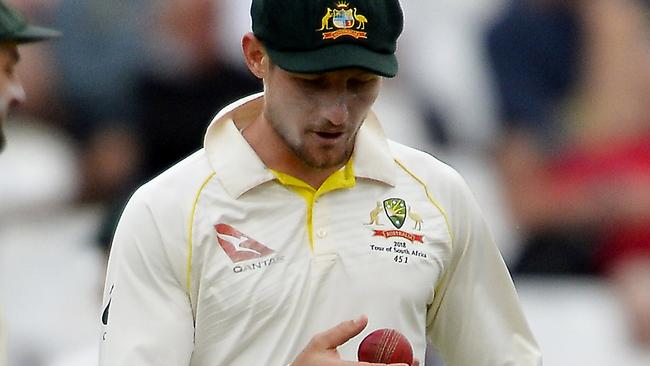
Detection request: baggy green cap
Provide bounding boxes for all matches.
[252,0,403,77]
[0,1,60,44]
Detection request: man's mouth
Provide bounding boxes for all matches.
[315,131,344,140]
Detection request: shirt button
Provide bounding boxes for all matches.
[316,229,327,238]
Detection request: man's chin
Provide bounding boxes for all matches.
[303,152,350,170]
[290,138,353,170]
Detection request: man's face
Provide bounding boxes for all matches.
[0,42,26,152]
[262,64,381,169]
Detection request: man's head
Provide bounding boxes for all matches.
[0,1,59,151]
[243,0,403,172]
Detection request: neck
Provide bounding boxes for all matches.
[241,116,341,189]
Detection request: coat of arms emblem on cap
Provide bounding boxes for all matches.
[316,1,368,40]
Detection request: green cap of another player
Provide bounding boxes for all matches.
[0,1,60,44]
[251,0,403,78]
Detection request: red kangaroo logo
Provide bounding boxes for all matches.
[215,224,274,263]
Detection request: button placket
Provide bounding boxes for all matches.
[312,197,335,256]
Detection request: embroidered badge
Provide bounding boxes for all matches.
[383,198,406,229]
[365,198,425,243]
[317,1,368,40]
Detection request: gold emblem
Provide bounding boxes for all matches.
[367,201,383,225]
[317,1,368,40]
[317,8,334,31]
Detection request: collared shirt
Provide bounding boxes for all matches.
[99,94,542,366]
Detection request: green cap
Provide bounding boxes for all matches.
[252,0,403,78]
[0,1,60,44]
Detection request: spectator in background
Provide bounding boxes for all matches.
[0,1,59,365]
[52,0,151,204]
[487,0,650,346]
[135,0,261,180]
[48,0,260,249]
[97,0,261,249]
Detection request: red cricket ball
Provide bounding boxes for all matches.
[357,328,413,365]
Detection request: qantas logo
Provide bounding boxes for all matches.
[215,224,275,263]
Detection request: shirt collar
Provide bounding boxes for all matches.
[204,93,398,198]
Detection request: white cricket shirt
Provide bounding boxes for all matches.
[100,94,542,365]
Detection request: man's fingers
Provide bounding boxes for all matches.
[310,315,368,350]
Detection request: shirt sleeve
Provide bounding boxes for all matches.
[427,175,542,365]
[99,190,194,365]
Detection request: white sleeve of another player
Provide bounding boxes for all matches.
[99,190,194,366]
[426,173,543,366]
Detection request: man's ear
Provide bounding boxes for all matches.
[242,32,267,79]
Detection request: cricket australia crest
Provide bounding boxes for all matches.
[365,198,425,243]
[317,1,368,40]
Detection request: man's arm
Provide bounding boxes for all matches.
[427,174,542,365]
[99,190,194,365]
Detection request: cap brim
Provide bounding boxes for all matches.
[266,43,398,78]
[7,25,61,44]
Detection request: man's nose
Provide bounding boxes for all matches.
[322,96,349,126]
[9,79,26,107]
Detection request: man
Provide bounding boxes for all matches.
[0,1,59,364]
[0,1,58,152]
[100,0,542,365]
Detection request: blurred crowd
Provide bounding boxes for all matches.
[1,0,650,365]
[487,0,650,347]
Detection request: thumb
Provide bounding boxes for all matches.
[311,315,368,350]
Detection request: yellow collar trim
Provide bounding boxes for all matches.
[270,159,356,196]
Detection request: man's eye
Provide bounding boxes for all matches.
[298,77,324,87]
[301,78,317,84]
[348,78,375,91]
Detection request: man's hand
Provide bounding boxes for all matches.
[290,315,420,366]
